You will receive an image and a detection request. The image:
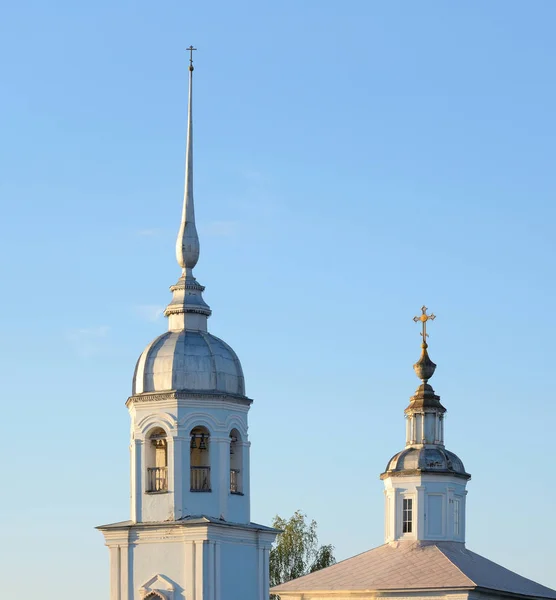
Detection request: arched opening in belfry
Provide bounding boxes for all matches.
[146,427,168,492]
[144,592,164,600]
[190,426,211,491]
[229,429,243,494]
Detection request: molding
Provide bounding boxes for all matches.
[380,469,471,481]
[127,390,252,408]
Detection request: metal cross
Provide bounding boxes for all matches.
[413,305,436,342]
[187,45,197,67]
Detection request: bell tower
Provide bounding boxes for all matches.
[97,49,278,600]
[381,307,471,544]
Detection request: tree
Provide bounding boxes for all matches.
[269,510,335,597]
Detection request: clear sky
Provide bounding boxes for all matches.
[2,1,556,596]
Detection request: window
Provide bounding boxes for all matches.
[146,428,168,492]
[402,498,413,533]
[454,498,460,536]
[190,426,211,492]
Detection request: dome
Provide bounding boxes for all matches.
[382,446,470,479]
[132,330,245,397]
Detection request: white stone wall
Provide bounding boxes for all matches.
[128,395,251,524]
[102,522,275,600]
[383,474,468,543]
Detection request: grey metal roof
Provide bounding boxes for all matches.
[132,330,245,396]
[381,446,470,480]
[97,516,278,533]
[271,541,556,599]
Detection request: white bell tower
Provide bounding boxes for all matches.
[97,48,278,600]
[381,307,471,545]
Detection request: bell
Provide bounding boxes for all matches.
[190,435,197,449]
[199,434,207,450]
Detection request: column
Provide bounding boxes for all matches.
[210,436,229,520]
[195,541,204,600]
[185,541,196,600]
[167,435,175,520]
[416,485,425,540]
[172,436,186,520]
[131,439,142,522]
[109,545,121,600]
[120,543,129,600]
[242,440,251,522]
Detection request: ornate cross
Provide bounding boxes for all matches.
[187,45,197,67]
[413,305,436,342]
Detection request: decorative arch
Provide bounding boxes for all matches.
[179,411,220,435]
[190,425,211,492]
[145,427,168,492]
[136,413,177,437]
[224,414,248,439]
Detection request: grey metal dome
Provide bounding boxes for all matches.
[382,446,470,479]
[132,330,245,397]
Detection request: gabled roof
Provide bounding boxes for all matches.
[271,541,556,599]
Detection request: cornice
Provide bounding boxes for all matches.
[164,305,211,316]
[126,390,253,408]
[380,469,472,481]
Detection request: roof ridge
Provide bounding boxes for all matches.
[435,543,476,587]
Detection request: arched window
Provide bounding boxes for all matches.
[146,428,168,492]
[190,426,211,492]
[144,593,164,600]
[229,429,242,494]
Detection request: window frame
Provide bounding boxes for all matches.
[402,497,413,534]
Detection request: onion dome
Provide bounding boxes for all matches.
[382,446,470,479]
[131,53,246,399]
[133,331,244,396]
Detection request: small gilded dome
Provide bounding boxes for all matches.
[382,447,470,479]
[132,330,245,397]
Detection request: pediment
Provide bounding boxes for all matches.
[139,573,175,599]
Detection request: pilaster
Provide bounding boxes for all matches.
[416,485,425,540]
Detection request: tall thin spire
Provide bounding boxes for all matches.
[176,45,199,275]
[165,47,212,331]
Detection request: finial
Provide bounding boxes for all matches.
[175,46,200,276]
[164,48,212,332]
[412,306,437,383]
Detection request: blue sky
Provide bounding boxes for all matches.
[2,1,556,596]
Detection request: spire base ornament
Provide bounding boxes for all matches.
[413,343,437,383]
[412,307,437,384]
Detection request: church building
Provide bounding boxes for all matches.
[272,309,556,600]
[97,51,278,600]
[97,52,556,600]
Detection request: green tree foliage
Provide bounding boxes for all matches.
[269,510,335,596]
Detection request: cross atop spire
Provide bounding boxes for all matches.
[413,305,436,346]
[412,305,437,383]
[187,45,197,71]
